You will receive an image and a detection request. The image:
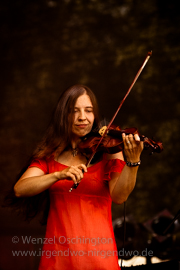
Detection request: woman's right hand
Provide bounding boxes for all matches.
[54,164,87,185]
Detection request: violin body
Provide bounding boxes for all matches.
[79,134,124,155]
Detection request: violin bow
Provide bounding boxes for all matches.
[69,51,152,192]
[87,51,152,165]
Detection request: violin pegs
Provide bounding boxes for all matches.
[99,126,108,136]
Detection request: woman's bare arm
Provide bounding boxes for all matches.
[108,133,143,204]
[14,164,87,197]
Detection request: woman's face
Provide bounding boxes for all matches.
[71,93,95,139]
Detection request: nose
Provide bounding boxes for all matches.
[78,109,86,120]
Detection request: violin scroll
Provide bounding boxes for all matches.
[142,136,163,154]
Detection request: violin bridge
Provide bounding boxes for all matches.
[99,126,108,136]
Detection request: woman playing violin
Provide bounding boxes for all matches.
[14,84,144,270]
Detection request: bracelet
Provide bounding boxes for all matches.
[126,161,141,167]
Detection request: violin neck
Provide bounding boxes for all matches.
[108,128,143,139]
[107,128,163,153]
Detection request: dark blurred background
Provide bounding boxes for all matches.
[0,0,180,269]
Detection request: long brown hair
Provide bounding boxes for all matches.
[33,84,100,159]
[4,85,100,224]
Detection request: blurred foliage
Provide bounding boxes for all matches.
[1,0,180,224]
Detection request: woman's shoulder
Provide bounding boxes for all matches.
[28,155,54,173]
[102,153,126,181]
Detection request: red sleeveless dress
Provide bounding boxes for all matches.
[29,157,125,270]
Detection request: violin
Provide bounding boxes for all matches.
[78,125,163,156]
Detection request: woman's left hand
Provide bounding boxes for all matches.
[122,133,144,162]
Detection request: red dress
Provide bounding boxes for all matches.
[29,157,125,270]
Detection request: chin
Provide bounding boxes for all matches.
[72,126,93,139]
[78,131,89,137]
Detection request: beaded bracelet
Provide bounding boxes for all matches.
[126,161,141,167]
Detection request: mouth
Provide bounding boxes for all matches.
[76,124,88,129]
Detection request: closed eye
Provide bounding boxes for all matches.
[85,108,93,113]
[74,106,93,113]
